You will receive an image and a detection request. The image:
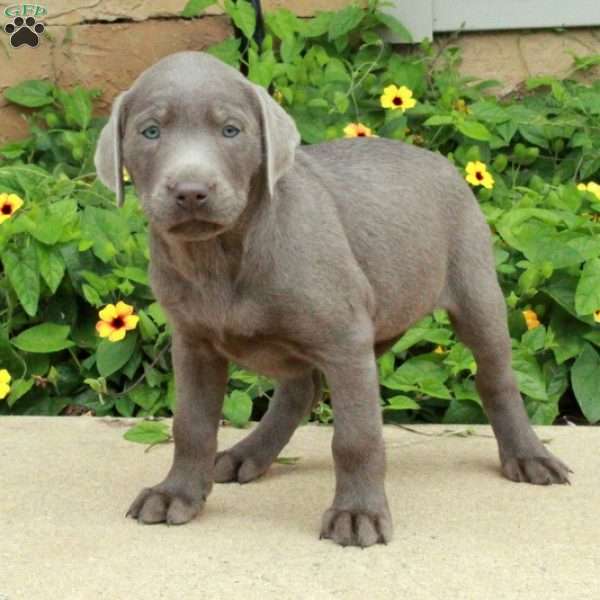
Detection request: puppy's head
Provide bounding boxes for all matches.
[94,52,300,241]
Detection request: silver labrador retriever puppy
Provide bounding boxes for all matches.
[95,51,570,547]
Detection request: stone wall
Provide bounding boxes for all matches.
[1,1,599,142]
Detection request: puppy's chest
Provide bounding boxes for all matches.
[161,278,307,376]
[162,277,259,335]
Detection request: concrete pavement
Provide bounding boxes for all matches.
[1,418,598,599]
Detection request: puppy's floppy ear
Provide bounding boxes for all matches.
[94,91,129,207]
[252,83,300,196]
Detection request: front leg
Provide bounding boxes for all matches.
[319,326,393,548]
[127,333,227,525]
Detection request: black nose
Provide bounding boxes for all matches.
[172,181,210,208]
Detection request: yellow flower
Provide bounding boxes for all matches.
[465,161,495,190]
[122,168,131,183]
[0,369,11,400]
[577,182,600,200]
[522,309,541,330]
[433,345,445,354]
[343,122,375,138]
[594,310,600,324]
[380,85,417,112]
[96,301,139,342]
[273,89,283,105]
[0,193,24,224]
[453,99,470,114]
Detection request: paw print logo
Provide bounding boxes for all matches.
[4,16,45,48]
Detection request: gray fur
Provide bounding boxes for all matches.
[95,52,571,548]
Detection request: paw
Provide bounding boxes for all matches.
[320,506,393,548]
[214,448,270,483]
[126,485,205,525]
[502,453,572,485]
[4,16,45,48]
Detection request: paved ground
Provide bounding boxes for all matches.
[1,418,598,599]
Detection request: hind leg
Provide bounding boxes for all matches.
[214,370,320,483]
[446,276,571,485]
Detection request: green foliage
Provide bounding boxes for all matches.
[2,0,600,428]
[123,420,172,445]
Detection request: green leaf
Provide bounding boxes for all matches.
[424,115,455,126]
[300,11,332,37]
[392,317,452,353]
[137,310,159,341]
[549,306,589,364]
[225,0,256,40]
[469,101,509,124]
[333,90,349,113]
[181,0,215,17]
[96,333,138,377]
[123,421,171,445]
[526,399,559,425]
[4,80,54,108]
[57,87,93,130]
[385,56,427,96]
[456,120,492,141]
[384,395,420,410]
[307,98,329,109]
[11,323,74,353]
[377,351,395,380]
[519,124,549,149]
[113,266,149,286]
[451,379,480,403]
[223,390,252,427]
[3,246,40,317]
[35,243,65,294]
[542,274,581,321]
[512,350,547,401]
[248,47,275,88]
[323,57,350,83]
[0,326,23,374]
[206,38,241,67]
[520,326,546,353]
[82,284,103,307]
[147,302,167,326]
[383,356,452,399]
[496,121,517,145]
[571,344,600,423]
[265,9,299,39]
[443,399,487,424]
[373,11,412,42]
[5,378,34,407]
[444,343,476,375]
[128,384,160,410]
[328,5,364,40]
[81,206,130,263]
[115,396,134,417]
[575,258,600,316]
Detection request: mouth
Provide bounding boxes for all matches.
[167,218,226,239]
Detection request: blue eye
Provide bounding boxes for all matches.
[223,125,240,138]
[142,125,160,140]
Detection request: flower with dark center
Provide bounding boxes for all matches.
[96,301,140,342]
[343,122,375,138]
[0,193,24,224]
[465,161,495,190]
[380,85,417,113]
